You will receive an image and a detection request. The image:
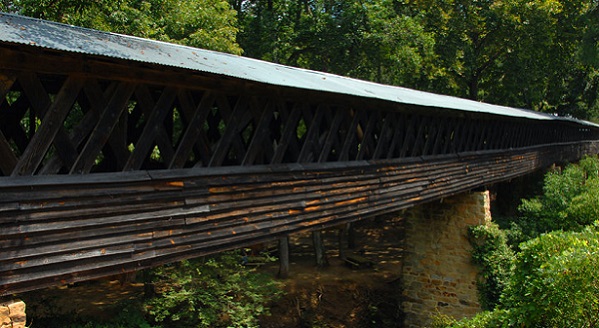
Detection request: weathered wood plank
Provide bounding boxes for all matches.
[11,77,84,176]
[5,145,597,298]
[208,96,251,167]
[169,91,216,168]
[124,87,178,171]
[18,72,80,170]
[242,100,275,165]
[0,130,17,175]
[271,103,303,164]
[70,82,137,174]
[298,105,326,163]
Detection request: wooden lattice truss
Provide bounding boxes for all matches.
[1,46,595,177]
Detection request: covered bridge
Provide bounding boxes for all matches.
[0,12,598,303]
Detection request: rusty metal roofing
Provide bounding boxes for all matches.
[0,12,596,126]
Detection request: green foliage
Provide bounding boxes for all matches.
[411,0,599,120]
[432,309,510,328]
[235,0,439,89]
[501,226,599,327]
[456,227,599,328]
[22,299,156,328]
[146,251,281,327]
[353,1,438,89]
[454,157,599,327]
[70,302,157,328]
[514,156,599,243]
[468,224,515,310]
[10,0,242,54]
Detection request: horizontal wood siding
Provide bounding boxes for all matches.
[1,141,598,295]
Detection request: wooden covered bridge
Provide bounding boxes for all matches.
[1,13,599,298]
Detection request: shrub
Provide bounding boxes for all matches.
[501,226,599,327]
[514,156,599,243]
[145,251,281,327]
[451,309,510,328]
[468,223,515,310]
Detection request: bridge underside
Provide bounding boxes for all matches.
[2,142,598,295]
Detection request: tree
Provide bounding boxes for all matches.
[449,225,599,328]
[412,0,599,121]
[468,223,514,311]
[7,0,242,54]
[351,0,438,89]
[234,0,438,89]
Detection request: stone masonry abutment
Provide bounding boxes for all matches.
[401,191,491,327]
[0,300,26,328]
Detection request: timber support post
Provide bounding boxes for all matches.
[312,230,328,267]
[401,191,491,327]
[0,300,26,328]
[278,236,290,278]
[346,223,356,249]
[338,224,348,261]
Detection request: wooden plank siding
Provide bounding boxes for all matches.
[1,142,598,295]
[1,44,599,295]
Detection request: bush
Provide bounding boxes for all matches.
[456,226,599,327]
[468,224,515,310]
[451,309,510,328]
[514,156,599,243]
[501,226,599,327]
[146,251,281,327]
[454,157,599,327]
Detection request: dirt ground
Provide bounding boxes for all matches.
[259,216,405,327]
[19,215,406,327]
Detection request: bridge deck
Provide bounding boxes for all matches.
[1,13,599,295]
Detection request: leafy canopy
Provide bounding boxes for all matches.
[4,0,242,54]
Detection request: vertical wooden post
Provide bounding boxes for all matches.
[278,236,289,278]
[142,269,154,299]
[338,225,348,261]
[312,230,328,267]
[346,222,356,249]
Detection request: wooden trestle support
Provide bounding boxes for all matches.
[1,44,599,295]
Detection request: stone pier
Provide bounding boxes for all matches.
[401,191,491,327]
[0,300,26,328]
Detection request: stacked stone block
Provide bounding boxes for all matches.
[401,191,491,327]
[0,300,26,328]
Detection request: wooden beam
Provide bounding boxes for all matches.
[12,76,84,176]
[169,91,216,169]
[70,82,136,174]
[124,86,178,171]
